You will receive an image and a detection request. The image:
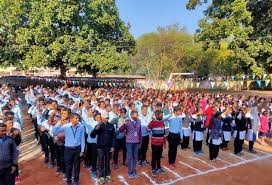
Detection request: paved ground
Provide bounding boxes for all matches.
[18,110,272,185]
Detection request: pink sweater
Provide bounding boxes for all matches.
[259,115,269,133]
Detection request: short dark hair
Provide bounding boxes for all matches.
[173,106,180,112]
[120,108,127,114]
[154,110,163,117]
[130,110,138,117]
[70,113,79,119]
[1,106,11,112]
[62,108,71,114]
[141,105,148,110]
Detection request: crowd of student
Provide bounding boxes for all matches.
[1,83,272,185]
[0,85,23,185]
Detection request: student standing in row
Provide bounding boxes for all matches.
[138,106,151,167]
[83,107,99,179]
[167,106,183,169]
[234,109,247,156]
[191,107,205,155]
[53,113,85,185]
[208,112,222,161]
[147,110,167,177]
[119,110,142,179]
[112,108,127,168]
[91,112,115,184]
[220,108,233,150]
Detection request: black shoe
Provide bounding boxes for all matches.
[44,158,49,164]
[249,149,257,154]
[138,160,143,167]
[56,167,62,174]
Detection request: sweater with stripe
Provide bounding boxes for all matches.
[147,119,165,146]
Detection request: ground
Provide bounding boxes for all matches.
[18,90,272,185]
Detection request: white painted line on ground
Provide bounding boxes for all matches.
[229,153,246,161]
[188,157,216,169]
[163,166,182,178]
[142,172,157,185]
[255,149,270,155]
[159,154,272,185]
[242,150,259,158]
[118,175,129,185]
[216,157,231,165]
[178,161,202,173]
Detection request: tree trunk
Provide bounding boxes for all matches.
[60,65,67,79]
[92,70,97,78]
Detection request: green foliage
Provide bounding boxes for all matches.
[130,24,229,80]
[0,0,135,77]
[187,0,272,75]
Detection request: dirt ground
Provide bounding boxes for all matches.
[19,140,272,185]
[18,90,272,185]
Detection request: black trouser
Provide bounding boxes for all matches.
[193,139,202,152]
[168,132,180,164]
[181,136,190,149]
[206,131,209,145]
[249,141,254,150]
[114,138,126,165]
[209,141,220,160]
[138,135,149,162]
[234,133,244,154]
[64,146,81,183]
[41,134,55,163]
[151,145,163,170]
[0,167,15,185]
[220,133,229,149]
[85,142,97,172]
[56,145,65,173]
[33,118,40,141]
[97,148,111,178]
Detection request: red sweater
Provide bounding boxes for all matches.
[147,119,165,146]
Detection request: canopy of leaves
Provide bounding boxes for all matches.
[130,24,230,80]
[186,0,272,76]
[0,0,135,77]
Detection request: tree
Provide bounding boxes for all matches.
[130,25,220,80]
[0,0,135,78]
[186,0,272,76]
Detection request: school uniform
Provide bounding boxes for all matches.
[208,117,222,160]
[52,123,85,185]
[40,119,55,166]
[83,117,98,174]
[191,115,205,153]
[233,113,247,155]
[138,114,152,164]
[181,113,191,149]
[11,105,23,128]
[54,121,66,175]
[220,114,233,149]
[167,115,183,165]
[245,112,255,151]
[111,117,127,165]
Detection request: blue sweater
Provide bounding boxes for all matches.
[0,136,19,170]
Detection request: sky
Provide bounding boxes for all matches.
[116,0,208,38]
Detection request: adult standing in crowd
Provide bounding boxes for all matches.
[52,113,85,185]
[0,123,19,185]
